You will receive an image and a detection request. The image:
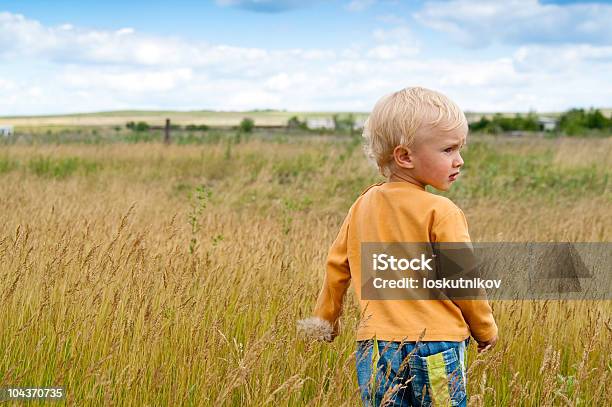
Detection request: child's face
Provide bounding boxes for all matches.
[409,122,467,191]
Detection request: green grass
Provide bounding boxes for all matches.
[448,141,610,199]
[0,155,18,174]
[27,156,101,179]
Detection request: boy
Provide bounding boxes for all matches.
[298,87,498,406]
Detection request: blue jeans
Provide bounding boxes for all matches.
[356,338,469,407]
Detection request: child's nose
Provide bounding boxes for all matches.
[454,153,464,167]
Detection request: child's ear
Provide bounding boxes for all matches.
[393,145,415,169]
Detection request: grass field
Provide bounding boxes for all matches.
[0,110,369,129]
[1,133,611,405]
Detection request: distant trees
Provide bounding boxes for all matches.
[332,113,356,133]
[469,108,611,136]
[126,121,209,132]
[239,118,255,133]
[126,121,150,132]
[287,116,307,130]
[469,112,539,134]
[185,124,209,131]
[558,108,611,135]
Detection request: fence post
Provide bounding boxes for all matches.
[164,118,171,144]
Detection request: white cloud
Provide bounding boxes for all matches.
[513,44,612,73]
[0,12,195,65]
[372,26,413,43]
[116,27,135,36]
[437,58,522,87]
[0,78,15,90]
[366,45,418,59]
[60,68,194,93]
[415,0,612,48]
[0,11,610,115]
[368,26,420,58]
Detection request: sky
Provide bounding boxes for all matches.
[0,0,611,115]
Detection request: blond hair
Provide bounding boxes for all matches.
[362,86,467,177]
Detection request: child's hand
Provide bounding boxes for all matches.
[477,334,498,354]
[297,317,335,342]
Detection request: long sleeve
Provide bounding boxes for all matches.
[432,206,498,343]
[312,209,352,339]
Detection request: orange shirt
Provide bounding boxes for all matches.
[313,181,498,342]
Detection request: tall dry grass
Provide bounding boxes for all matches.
[0,135,611,405]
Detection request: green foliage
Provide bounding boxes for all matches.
[558,108,612,136]
[126,121,150,131]
[185,124,209,131]
[287,116,308,130]
[280,196,313,234]
[0,156,18,174]
[271,153,325,184]
[449,142,609,199]
[332,113,356,133]
[136,122,150,131]
[172,181,193,196]
[470,112,540,134]
[125,131,158,143]
[239,118,255,133]
[27,156,100,179]
[270,134,289,143]
[175,131,223,145]
[470,108,612,136]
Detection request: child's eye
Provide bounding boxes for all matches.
[444,147,453,153]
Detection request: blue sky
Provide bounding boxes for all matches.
[0,0,611,115]
[0,1,428,52]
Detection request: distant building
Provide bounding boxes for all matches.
[306,118,335,130]
[0,125,13,136]
[538,117,558,131]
